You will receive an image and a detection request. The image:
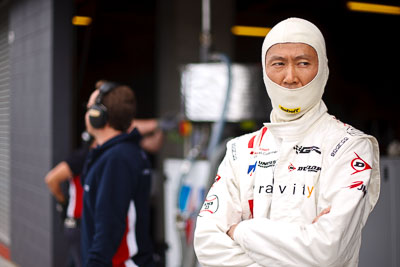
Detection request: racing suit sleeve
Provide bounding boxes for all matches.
[233,137,380,266]
[194,145,261,267]
[86,155,136,267]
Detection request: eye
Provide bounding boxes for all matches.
[297,61,314,68]
[271,61,285,67]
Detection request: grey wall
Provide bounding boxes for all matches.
[9,0,73,266]
[0,3,11,248]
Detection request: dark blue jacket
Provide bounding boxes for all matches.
[81,129,155,267]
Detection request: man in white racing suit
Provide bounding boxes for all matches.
[193,17,380,267]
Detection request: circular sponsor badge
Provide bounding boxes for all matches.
[199,195,219,215]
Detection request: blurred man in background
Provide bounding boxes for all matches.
[81,81,155,266]
[46,79,176,266]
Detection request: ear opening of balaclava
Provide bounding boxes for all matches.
[261,17,329,122]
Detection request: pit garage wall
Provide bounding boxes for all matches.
[0,1,11,255]
[9,0,73,266]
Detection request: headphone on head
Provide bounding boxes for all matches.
[88,81,119,129]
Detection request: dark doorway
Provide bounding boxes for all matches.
[73,0,157,145]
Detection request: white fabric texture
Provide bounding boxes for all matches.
[261,17,329,122]
[194,101,380,266]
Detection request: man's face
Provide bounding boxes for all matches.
[85,89,100,135]
[265,43,318,89]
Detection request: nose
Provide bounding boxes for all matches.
[282,65,299,89]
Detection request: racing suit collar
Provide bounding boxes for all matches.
[264,100,328,141]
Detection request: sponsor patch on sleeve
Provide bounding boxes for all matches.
[351,152,372,175]
[199,195,219,215]
[344,180,367,197]
[331,137,349,157]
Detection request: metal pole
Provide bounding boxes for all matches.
[200,0,211,62]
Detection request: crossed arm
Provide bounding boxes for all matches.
[226,207,331,240]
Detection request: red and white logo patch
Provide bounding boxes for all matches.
[347,181,364,189]
[288,163,296,172]
[351,152,372,175]
[345,180,367,197]
[199,195,219,215]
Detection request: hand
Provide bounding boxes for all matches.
[227,223,239,240]
[312,206,331,224]
[157,114,181,132]
[56,201,68,221]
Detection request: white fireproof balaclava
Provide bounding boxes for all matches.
[261,18,329,122]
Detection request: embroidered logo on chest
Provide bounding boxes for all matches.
[293,145,321,155]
